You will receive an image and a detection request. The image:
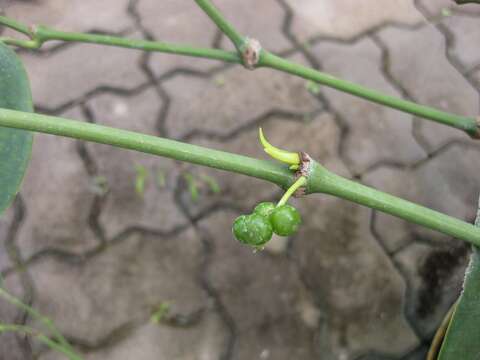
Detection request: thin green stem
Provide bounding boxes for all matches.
[194,0,245,49]
[0,16,32,37]
[0,37,40,49]
[0,17,240,64]
[277,176,307,207]
[1,107,479,246]
[259,52,480,137]
[192,1,479,137]
[0,324,82,360]
[0,108,294,190]
[0,15,477,137]
[35,26,240,63]
[0,287,72,351]
[307,162,480,246]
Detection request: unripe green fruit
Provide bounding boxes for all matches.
[232,215,250,244]
[269,204,301,236]
[253,202,275,217]
[232,213,273,246]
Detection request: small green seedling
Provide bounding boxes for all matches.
[156,169,166,189]
[200,174,221,194]
[151,302,171,324]
[134,164,148,197]
[183,172,199,202]
[305,80,321,95]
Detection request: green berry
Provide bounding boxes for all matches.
[232,213,273,246]
[232,215,250,244]
[269,204,301,236]
[253,202,276,217]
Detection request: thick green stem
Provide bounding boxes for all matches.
[307,162,480,246]
[0,108,293,190]
[260,52,480,137]
[0,107,479,246]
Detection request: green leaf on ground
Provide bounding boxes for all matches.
[0,42,34,215]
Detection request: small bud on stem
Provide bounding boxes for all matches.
[241,37,262,70]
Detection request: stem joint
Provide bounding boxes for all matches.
[293,152,311,197]
[240,37,262,70]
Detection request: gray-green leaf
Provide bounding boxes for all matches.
[438,200,480,359]
[0,42,34,215]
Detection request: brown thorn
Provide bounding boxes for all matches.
[293,152,311,197]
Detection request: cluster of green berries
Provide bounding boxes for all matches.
[232,202,301,247]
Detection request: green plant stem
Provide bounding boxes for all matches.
[277,176,307,207]
[0,287,72,351]
[259,52,479,137]
[1,107,479,246]
[0,16,477,137]
[0,16,240,64]
[193,0,479,137]
[0,16,32,37]
[0,324,82,360]
[307,162,480,246]
[0,108,294,190]
[36,25,240,63]
[194,0,245,49]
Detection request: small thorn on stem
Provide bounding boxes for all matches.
[241,37,262,70]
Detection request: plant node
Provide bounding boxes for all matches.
[471,116,480,139]
[241,37,262,70]
[28,25,37,38]
[293,152,311,197]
